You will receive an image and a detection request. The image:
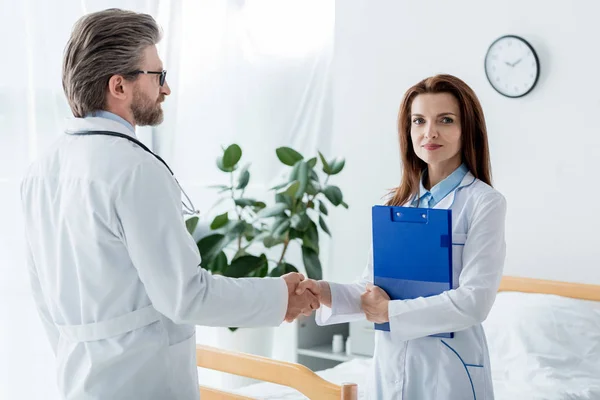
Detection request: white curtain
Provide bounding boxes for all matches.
[0,0,333,397]
[156,0,334,212]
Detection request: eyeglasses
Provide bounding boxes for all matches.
[131,70,167,86]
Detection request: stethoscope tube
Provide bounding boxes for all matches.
[67,130,199,216]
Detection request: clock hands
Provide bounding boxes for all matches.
[503,57,524,67]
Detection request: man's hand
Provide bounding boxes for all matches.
[361,283,390,323]
[282,273,320,322]
[295,279,332,308]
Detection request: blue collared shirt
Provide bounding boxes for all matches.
[85,110,135,134]
[411,163,469,208]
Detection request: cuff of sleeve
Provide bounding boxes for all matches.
[274,277,289,325]
[387,299,408,333]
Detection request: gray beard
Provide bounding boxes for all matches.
[131,92,164,126]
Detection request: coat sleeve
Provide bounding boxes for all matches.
[114,160,288,327]
[315,250,372,326]
[387,192,507,341]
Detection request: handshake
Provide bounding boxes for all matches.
[281,272,330,322]
[281,272,391,324]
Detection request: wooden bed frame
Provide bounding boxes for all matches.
[196,276,600,399]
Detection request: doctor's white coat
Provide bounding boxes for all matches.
[21,117,289,399]
[317,173,507,400]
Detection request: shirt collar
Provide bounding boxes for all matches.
[85,110,135,134]
[416,163,469,206]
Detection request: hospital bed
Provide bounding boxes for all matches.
[196,276,600,399]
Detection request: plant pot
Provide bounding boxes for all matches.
[217,326,275,389]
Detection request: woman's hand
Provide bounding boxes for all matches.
[295,279,332,308]
[361,283,390,323]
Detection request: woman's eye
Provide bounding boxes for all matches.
[441,117,454,124]
[413,118,425,125]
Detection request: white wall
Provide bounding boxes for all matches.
[327,0,600,285]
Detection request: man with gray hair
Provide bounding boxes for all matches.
[21,8,319,400]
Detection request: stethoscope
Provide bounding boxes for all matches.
[67,130,199,216]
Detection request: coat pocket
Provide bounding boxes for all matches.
[438,339,486,400]
[466,365,486,400]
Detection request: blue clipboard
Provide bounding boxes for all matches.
[372,205,454,338]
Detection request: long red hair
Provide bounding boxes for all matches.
[387,74,492,206]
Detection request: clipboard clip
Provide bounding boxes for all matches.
[390,207,428,223]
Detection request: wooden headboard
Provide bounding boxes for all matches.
[498,275,600,302]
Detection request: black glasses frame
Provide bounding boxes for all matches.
[131,70,167,86]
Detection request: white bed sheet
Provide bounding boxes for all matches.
[235,292,600,400]
[232,358,371,399]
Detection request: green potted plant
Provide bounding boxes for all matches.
[185,144,347,388]
[186,144,347,284]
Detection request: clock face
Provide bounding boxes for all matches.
[484,35,540,98]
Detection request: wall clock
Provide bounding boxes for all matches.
[484,35,540,98]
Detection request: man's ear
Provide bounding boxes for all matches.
[107,75,129,101]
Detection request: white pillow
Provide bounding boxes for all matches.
[483,292,600,399]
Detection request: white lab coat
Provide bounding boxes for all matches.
[21,117,289,400]
[317,173,507,400]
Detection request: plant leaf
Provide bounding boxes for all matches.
[301,246,323,280]
[307,157,317,168]
[322,185,343,206]
[210,212,229,230]
[270,182,289,191]
[329,157,345,175]
[226,220,247,236]
[341,201,349,209]
[243,225,263,242]
[207,251,228,273]
[252,201,267,211]
[234,198,256,207]
[319,201,328,216]
[319,215,331,236]
[291,213,310,232]
[263,236,285,248]
[216,156,235,173]
[185,216,199,235]
[306,182,319,196]
[269,262,298,277]
[273,219,291,238]
[275,193,294,210]
[288,228,302,240]
[237,168,250,190]
[288,162,300,182]
[257,203,288,218]
[284,181,301,199]
[252,262,269,277]
[276,147,304,166]
[197,234,228,268]
[303,220,319,254]
[222,144,242,168]
[318,151,332,174]
[310,169,320,182]
[223,254,267,278]
[295,161,309,199]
